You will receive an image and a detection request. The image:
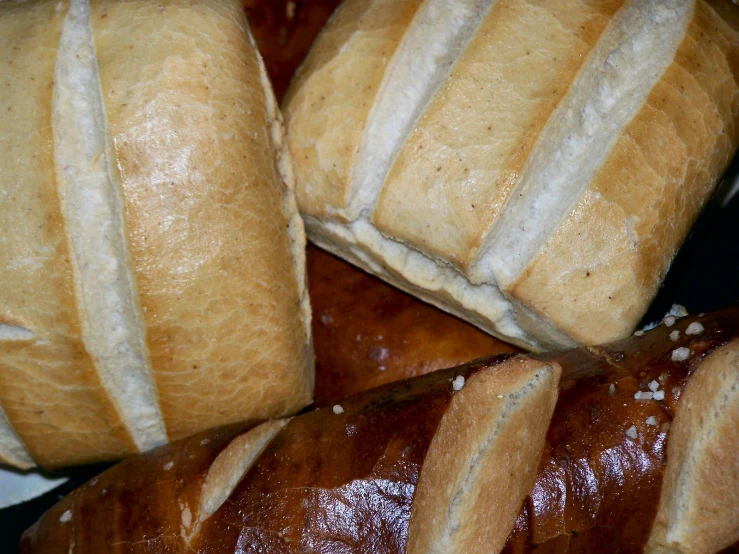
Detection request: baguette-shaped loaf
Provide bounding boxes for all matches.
[20,309,739,553]
[284,0,739,351]
[0,0,312,469]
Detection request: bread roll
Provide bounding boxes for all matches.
[0,0,312,469]
[20,309,739,553]
[284,0,739,352]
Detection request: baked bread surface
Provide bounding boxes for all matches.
[285,0,739,351]
[0,0,313,469]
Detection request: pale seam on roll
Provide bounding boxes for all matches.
[475,0,694,287]
[249,26,313,352]
[0,401,35,469]
[52,0,167,451]
[349,0,499,221]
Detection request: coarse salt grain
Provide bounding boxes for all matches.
[635,391,654,400]
[332,405,344,414]
[163,461,174,471]
[672,347,691,362]
[452,375,465,391]
[634,330,645,337]
[646,416,658,426]
[686,322,704,336]
[663,316,676,327]
[608,383,616,396]
[625,426,638,440]
[669,304,688,318]
[648,380,660,392]
[653,390,665,401]
[669,330,680,341]
[59,510,72,523]
[658,373,666,382]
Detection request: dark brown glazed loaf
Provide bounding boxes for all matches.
[20,309,739,553]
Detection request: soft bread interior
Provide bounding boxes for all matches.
[0,403,34,469]
[53,0,165,451]
[406,356,561,553]
[475,0,693,287]
[646,340,739,554]
[349,0,497,220]
[197,419,289,524]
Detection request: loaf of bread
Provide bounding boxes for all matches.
[284,0,739,352]
[0,0,312,470]
[20,309,739,553]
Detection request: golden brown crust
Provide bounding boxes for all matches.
[504,308,739,552]
[21,357,512,552]
[91,0,312,441]
[513,1,739,344]
[0,0,314,469]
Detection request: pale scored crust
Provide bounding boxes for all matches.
[646,340,739,554]
[374,0,625,268]
[285,0,739,350]
[0,0,137,468]
[283,0,424,221]
[407,357,561,553]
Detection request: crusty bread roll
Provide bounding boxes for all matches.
[284,0,739,352]
[19,309,739,553]
[0,0,312,469]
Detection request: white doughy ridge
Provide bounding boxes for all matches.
[349,0,498,221]
[475,0,693,287]
[52,0,166,452]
